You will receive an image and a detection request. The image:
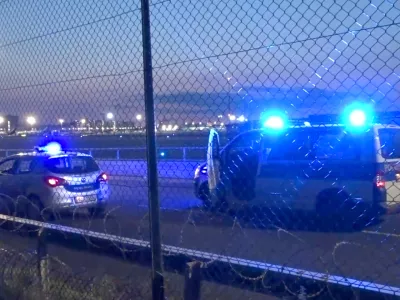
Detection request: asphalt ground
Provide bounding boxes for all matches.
[0,133,219,149]
[24,176,400,290]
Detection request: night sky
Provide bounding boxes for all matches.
[0,0,399,124]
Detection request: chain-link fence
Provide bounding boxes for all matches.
[0,0,399,299]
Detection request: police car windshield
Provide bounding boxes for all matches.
[44,156,100,174]
[379,128,400,159]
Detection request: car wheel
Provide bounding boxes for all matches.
[316,190,362,230]
[199,183,228,213]
[88,206,105,217]
[26,196,51,222]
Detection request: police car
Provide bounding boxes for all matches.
[194,104,400,219]
[0,142,109,220]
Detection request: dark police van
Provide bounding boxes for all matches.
[194,107,400,218]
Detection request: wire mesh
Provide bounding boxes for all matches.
[0,0,399,299]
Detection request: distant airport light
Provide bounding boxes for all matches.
[136,114,143,121]
[26,116,36,126]
[237,115,246,122]
[80,119,86,125]
[228,115,236,121]
[58,119,64,125]
[106,112,114,120]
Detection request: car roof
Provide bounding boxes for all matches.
[5,151,92,160]
[246,123,400,133]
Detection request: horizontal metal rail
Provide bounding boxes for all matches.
[0,213,398,298]
[0,147,208,161]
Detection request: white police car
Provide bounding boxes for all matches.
[0,142,109,220]
[194,104,400,218]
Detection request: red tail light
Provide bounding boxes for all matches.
[375,171,385,188]
[97,172,108,182]
[44,176,66,187]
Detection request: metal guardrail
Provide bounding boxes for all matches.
[0,147,208,161]
[0,214,397,299]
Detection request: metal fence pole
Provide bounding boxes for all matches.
[37,228,49,295]
[183,261,202,300]
[140,0,164,299]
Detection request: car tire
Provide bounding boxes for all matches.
[199,182,228,213]
[88,206,106,217]
[316,190,363,230]
[26,195,51,222]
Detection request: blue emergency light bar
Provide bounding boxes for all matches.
[257,104,400,131]
[35,142,63,155]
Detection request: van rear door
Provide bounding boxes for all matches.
[377,127,400,207]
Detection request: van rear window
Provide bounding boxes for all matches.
[44,156,100,174]
[379,128,400,159]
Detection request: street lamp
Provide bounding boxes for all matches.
[136,114,143,121]
[58,119,64,126]
[106,113,116,131]
[0,116,4,125]
[80,119,86,125]
[26,116,36,126]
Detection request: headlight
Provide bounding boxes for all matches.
[194,165,207,178]
[194,166,201,178]
[201,166,207,174]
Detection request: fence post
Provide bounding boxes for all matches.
[116,149,120,160]
[37,228,49,295]
[183,147,187,161]
[140,0,164,300]
[184,261,202,300]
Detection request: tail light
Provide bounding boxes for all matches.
[97,172,108,182]
[44,176,66,187]
[375,171,385,188]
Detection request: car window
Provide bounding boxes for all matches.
[0,159,17,174]
[44,156,100,174]
[268,130,315,161]
[224,131,263,176]
[314,132,361,160]
[226,132,263,157]
[16,158,36,174]
[379,128,400,159]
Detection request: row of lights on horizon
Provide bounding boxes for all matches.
[0,112,246,128]
[18,113,144,127]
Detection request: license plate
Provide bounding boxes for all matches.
[75,195,97,203]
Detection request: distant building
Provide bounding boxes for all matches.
[5,115,18,133]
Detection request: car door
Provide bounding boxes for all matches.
[256,129,316,210]
[13,157,38,198]
[0,158,19,211]
[220,131,263,206]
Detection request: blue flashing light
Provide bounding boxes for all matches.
[260,110,288,131]
[342,103,374,130]
[43,142,62,155]
[264,116,284,129]
[349,109,367,127]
